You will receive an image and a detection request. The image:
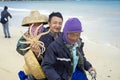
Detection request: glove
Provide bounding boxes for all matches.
[89,71,96,80]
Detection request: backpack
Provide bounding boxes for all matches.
[0,17,8,24]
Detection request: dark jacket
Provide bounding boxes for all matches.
[1,10,12,24]
[41,34,92,80]
[40,31,61,56]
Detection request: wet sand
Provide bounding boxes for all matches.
[0,24,120,80]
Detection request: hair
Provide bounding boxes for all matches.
[4,6,8,10]
[48,12,63,22]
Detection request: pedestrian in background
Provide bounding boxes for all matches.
[0,6,12,38]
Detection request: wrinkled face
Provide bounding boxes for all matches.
[49,16,63,33]
[67,32,81,44]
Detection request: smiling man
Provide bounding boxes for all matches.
[40,12,63,56]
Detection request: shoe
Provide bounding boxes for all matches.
[8,36,11,38]
[5,36,7,38]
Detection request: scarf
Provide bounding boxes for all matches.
[66,42,79,73]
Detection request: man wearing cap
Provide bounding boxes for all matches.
[42,18,96,80]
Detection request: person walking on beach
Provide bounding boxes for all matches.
[0,6,12,38]
[42,17,96,80]
[16,11,63,80]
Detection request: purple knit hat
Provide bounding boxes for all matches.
[63,18,82,44]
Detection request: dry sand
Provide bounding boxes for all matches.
[0,24,120,80]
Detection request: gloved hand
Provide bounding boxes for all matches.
[89,70,96,80]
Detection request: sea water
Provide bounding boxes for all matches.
[0,1,120,49]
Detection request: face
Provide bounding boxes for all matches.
[28,23,43,34]
[67,32,81,44]
[48,16,63,33]
[29,23,42,28]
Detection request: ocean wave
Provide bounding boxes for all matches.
[0,7,50,15]
[0,7,29,11]
[82,35,120,50]
[9,8,30,12]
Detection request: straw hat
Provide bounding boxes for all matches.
[22,10,48,26]
[23,50,46,79]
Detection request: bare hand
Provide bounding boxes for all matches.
[30,42,40,56]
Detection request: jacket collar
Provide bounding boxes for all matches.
[56,33,71,57]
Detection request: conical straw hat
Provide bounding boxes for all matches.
[23,50,46,79]
[22,10,48,26]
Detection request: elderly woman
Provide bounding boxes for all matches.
[42,18,96,80]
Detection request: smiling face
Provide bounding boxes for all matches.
[67,32,81,44]
[48,16,63,33]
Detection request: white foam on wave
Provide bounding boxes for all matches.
[82,35,119,50]
[0,7,50,15]
[9,8,30,12]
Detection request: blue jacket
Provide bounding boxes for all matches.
[42,34,92,80]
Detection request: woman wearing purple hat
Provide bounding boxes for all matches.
[42,18,96,80]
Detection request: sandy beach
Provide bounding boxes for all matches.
[0,24,25,80]
[0,23,120,80]
[0,0,120,80]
